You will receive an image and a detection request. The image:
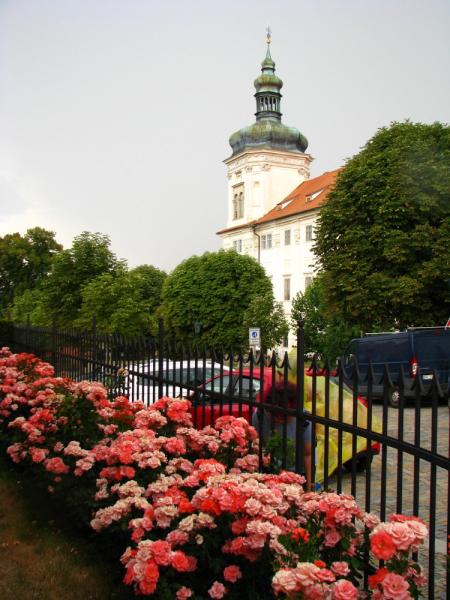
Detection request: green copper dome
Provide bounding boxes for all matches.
[229,41,308,156]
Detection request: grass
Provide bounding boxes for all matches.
[0,455,136,600]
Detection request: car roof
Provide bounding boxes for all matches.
[134,361,230,372]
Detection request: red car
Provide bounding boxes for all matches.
[189,367,269,427]
[189,368,380,474]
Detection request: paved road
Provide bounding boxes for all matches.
[327,402,449,599]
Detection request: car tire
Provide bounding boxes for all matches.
[388,386,400,409]
[343,454,373,473]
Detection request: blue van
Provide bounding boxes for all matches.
[340,328,450,407]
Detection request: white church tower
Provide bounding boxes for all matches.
[223,31,313,231]
[218,32,340,351]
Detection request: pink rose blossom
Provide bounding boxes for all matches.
[176,587,193,599]
[370,530,396,560]
[364,512,381,531]
[306,582,332,599]
[150,540,172,566]
[331,562,350,577]
[381,572,411,600]
[208,581,228,598]
[324,530,341,547]
[332,579,359,600]
[223,565,242,583]
[293,563,320,587]
[387,522,415,551]
[171,550,190,572]
[272,569,298,594]
[406,520,428,544]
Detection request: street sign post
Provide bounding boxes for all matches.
[249,328,260,346]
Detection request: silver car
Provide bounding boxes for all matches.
[127,360,230,406]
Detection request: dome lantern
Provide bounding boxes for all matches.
[229,34,308,157]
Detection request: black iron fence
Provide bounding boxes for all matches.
[9,317,450,598]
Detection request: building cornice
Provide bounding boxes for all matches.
[224,148,313,169]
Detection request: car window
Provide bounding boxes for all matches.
[415,332,450,362]
[230,376,261,400]
[137,368,199,387]
[192,375,231,405]
[205,367,228,379]
[359,337,408,364]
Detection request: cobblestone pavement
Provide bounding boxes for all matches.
[326,403,449,600]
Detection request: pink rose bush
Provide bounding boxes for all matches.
[0,349,429,599]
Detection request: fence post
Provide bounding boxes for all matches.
[92,316,97,382]
[295,320,305,474]
[26,314,30,352]
[52,315,57,373]
[158,317,164,400]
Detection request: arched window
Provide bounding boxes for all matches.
[238,192,244,218]
[233,194,238,219]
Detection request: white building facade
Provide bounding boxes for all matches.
[218,38,340,349]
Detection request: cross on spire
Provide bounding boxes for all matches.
[266,25,271,43]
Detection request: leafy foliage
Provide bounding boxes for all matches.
[242,293,289,350]
[161,249,274,347]
[10,231,167,335]
[290,274,359,362]
[74,268,165,336]
[130,264,167,314]
[10,288,46,325]
[34,232,125,328]
[0,227,62,317]
[313,121,450,330]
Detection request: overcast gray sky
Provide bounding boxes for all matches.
[1,0,449,272]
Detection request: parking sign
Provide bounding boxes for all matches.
[249,328,260,346]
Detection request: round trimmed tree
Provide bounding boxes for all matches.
[161,249,275,348]
[314,120,450,330]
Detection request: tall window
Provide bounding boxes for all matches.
[233,192,244,219]
[305,276,312,289]
[233,195,238,220]
[238,192,244,218]
[284,229,291,246]
[261,233,272,250]
[284,278,291,301]
[233,239,242,253]
[283,334,289,347]
[306,225,313,242]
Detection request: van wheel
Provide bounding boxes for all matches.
[388,386,400,408]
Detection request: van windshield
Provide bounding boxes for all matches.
[343,343,357,366]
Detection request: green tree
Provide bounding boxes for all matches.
[10,289,46,325]
[0,227,62,317]
[74,266,166,336]
[242,293,289,350]
[38,232,124,328]
[313,121,450,331]
[161,249,274,347]
[129,264,168,314]
[290,274,359,363]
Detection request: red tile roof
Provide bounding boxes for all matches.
[217,168,342,235]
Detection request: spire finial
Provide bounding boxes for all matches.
[266,24,271,43]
